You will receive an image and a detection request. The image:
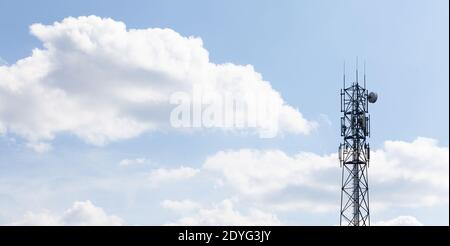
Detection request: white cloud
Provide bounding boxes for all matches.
[204,149,337,197]
[149,166,199,187]
[10,200,123,226]
[0,16,315,151]
[11,211,61,226]
[158,137,446,225]
[268,201,336,213]
[161,199,201,212]
[165,199,281,226]
[119,157,148,167]
[374,216,423,226]
[371,137,449,189]
[26,141,52,153]
[203,137,449,213]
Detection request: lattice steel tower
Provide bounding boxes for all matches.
[339,60,377,226]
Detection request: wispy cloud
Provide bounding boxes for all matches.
[9,200,123,226]
[373,216,423,226]
[164,199,281,226]
[119,157,149,167]
[148,166,199,187]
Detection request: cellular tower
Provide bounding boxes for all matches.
[339,60,377,226]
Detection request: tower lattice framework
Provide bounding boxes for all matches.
[339,63,373,226]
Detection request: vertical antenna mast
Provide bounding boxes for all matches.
[343,61,346,89]
[364,61,366,89]
[356,56,359,85]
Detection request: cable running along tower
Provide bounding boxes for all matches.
[339,60,377,226]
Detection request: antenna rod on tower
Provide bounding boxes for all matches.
[364,61,366,89]
[356,57,359,85]
[343,61,346,89]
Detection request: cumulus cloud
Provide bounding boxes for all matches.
[0,15,315,151]
[203,137,449,213]
[374,216,423,226]
[371,137,449,188]
[159,137,446,225]
[164,199,281,226]
[10,200,123,226]
[148,166,199,187]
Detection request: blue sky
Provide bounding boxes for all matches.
[0,0,448,225]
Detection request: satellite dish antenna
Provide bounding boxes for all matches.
[368,92,378,103]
